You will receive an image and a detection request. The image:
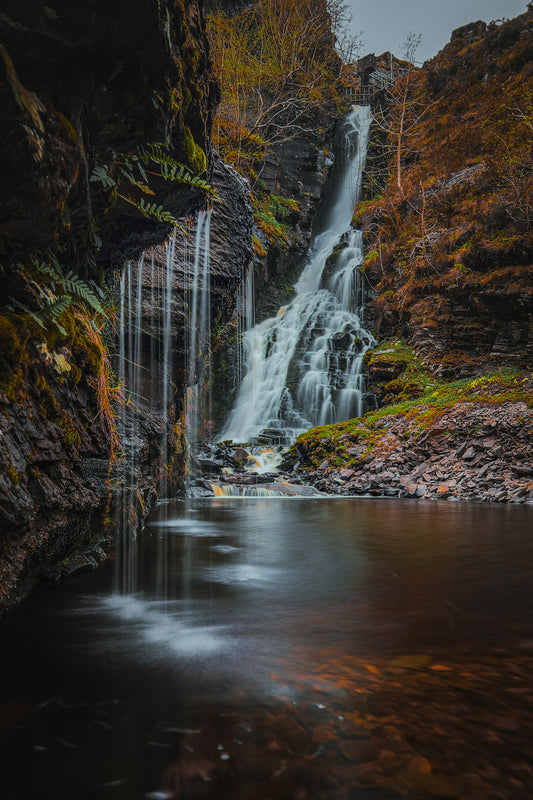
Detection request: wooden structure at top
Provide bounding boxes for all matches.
[345,54,408,106]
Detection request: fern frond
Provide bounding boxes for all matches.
[116,164,154,195]
[9,297,47,329]
[32,262,106,316]
[138,143,178,168]
[138,198,179,226]
[11,295,71,336]
[90,165,116,188]
[60,272,106,316]
[42,296,71,333]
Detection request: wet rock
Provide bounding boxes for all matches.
[293,399,533,506]
[188,484,215,498]
[198,458,224,474]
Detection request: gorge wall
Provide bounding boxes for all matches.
[0,0,223,612]
[284,10,533,502]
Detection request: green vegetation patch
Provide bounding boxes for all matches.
[290,351,533,471]
[364,340,437,404]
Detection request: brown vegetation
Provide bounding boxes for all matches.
[359,10,533,376]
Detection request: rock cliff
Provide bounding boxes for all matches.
[0,0,230,612]
[358,9,533,376]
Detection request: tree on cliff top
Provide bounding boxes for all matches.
[209,0,347,172]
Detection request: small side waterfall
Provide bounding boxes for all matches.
[185,210,213,456]
[160,230,176,499]
[112,205,217,594]
[221,106,375,445]
[113,231,183,595]
[235,264,255,391]
[115,255,146,594]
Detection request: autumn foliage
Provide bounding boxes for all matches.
[209,0,345,170]
[359,11,533,376]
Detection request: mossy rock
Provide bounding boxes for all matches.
[0,314,29,360]
[180,126,207,175]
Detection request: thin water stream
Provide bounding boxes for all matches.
[2,499,533,798]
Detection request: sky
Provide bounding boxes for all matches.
[347,0,529,63]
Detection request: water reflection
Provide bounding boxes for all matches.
[1,498,533,798]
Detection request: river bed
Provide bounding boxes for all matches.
[1,498,533,798]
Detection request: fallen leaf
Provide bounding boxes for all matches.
[388,654,432,669]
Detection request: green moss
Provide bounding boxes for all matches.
[182,86,192,112]
[291,366,533,471]
[180,126,207,174]
[5,465,20,485]
[59,412,82,449]
[69,363,82,385]
[0,366,25,402]
[35,374,60,417]
[365,340,438,403]
[0,313,30,359]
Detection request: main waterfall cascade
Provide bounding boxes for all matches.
[221,106,375,445]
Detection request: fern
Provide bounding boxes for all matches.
[90,142,217,226]
[90,165,115,188]
[158,162,215,194]
[135,143,217,196]
[35,264,106,317]
[138,142,180,169]
[9,295,70,336]
[60,272,106,316]
[116,164,153,195]
[137,198,179,226]
[40,296,71,335]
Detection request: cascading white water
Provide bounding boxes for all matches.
[116,256,145,595]
[185,210,212,453]
[161,230,176,499]
[221,106,375,444]
[235,265,255,391]
[115,233,180,595]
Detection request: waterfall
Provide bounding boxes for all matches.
[115,255,146,595]
[209,482,322,497]
[185,210,212,454]
[221,106,375,444]
[234,264,255,391]
[161,231,176,499]
[114,231,181,595]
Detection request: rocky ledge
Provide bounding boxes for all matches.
[285,398,533,505]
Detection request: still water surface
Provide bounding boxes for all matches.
[1,498,533,798]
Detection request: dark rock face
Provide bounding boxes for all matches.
[0,0,220,613]
[253,128,336,322]
[0,0,217,267]
[210,160,254,286]
[209,160,254,425]
[0,338,111,610]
